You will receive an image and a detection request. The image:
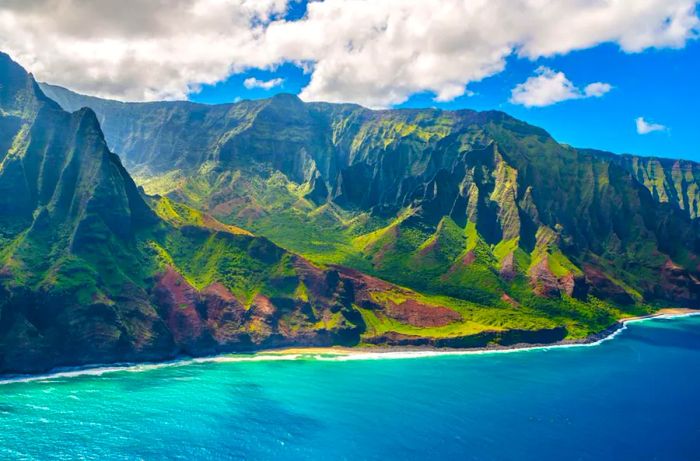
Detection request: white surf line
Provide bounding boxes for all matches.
[1,312,697,384]
[0,354,310,385]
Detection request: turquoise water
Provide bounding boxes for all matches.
[1,315,700,461]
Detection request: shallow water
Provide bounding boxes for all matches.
[1,315,699,460]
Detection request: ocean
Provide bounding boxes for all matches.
[1,315,699,460]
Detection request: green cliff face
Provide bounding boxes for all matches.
[0,60,693,373]
[586,149,700,220]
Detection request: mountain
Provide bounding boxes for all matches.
[4,54,554,374]
[38,82,700,316]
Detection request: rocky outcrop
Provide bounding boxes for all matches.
[384,299,461,328]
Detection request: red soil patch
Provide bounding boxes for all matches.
[201,283,247,344]
[529,257,583,298]
[154,268,204,345]
[658,259,700,305]
[501,293,519,307]
[499,252,516,280]
[582,264,634,305]
[385,299,461,328]
[444,251,476,278]
[211,197,249,216]
[529,258,561,297]
[250,294,276,318]
[236,206,266,221]
[462,251,476,266]
[201,282,237,302]
[333,265,397,293]
[558,273,576,297]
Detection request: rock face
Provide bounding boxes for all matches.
[587,148,700,220]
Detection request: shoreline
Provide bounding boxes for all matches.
[1,308,697,385]
[259,308,699,357]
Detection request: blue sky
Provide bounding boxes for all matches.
[3,0,698,161]
[192,38,699,161]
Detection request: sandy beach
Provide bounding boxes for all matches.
[257,307,700,358]
[619,307,697,322]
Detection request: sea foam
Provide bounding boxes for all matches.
[1,312,697,385]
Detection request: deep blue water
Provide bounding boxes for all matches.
[1,315,699,460]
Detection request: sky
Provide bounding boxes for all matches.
[0,0,698,160]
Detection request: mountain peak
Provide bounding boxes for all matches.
[265,92,305,109]
[270,92,302,102]
[0,53,156,250]
[0,52,57,116]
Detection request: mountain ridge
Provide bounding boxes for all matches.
[39,81,693,166]
[39,81,700,221]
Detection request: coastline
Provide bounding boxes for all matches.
[259,308,699,357]
[617,307,697,322]
[1,308,697,385]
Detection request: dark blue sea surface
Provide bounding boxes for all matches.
[1,315,699,460]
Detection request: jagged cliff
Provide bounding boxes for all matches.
[40,82,700,219]
[586,148,700,220]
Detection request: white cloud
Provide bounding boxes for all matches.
[0,0,697,106]
[510,67,612,107]
[243,77,284,90]
[0,0,289,101]
[636,117,667,134]
[583,82,613,98]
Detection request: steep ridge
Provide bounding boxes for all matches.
[2,53,578,374]
[585,148,700,220]
[37,83,700,321]
[39,82,272,174]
